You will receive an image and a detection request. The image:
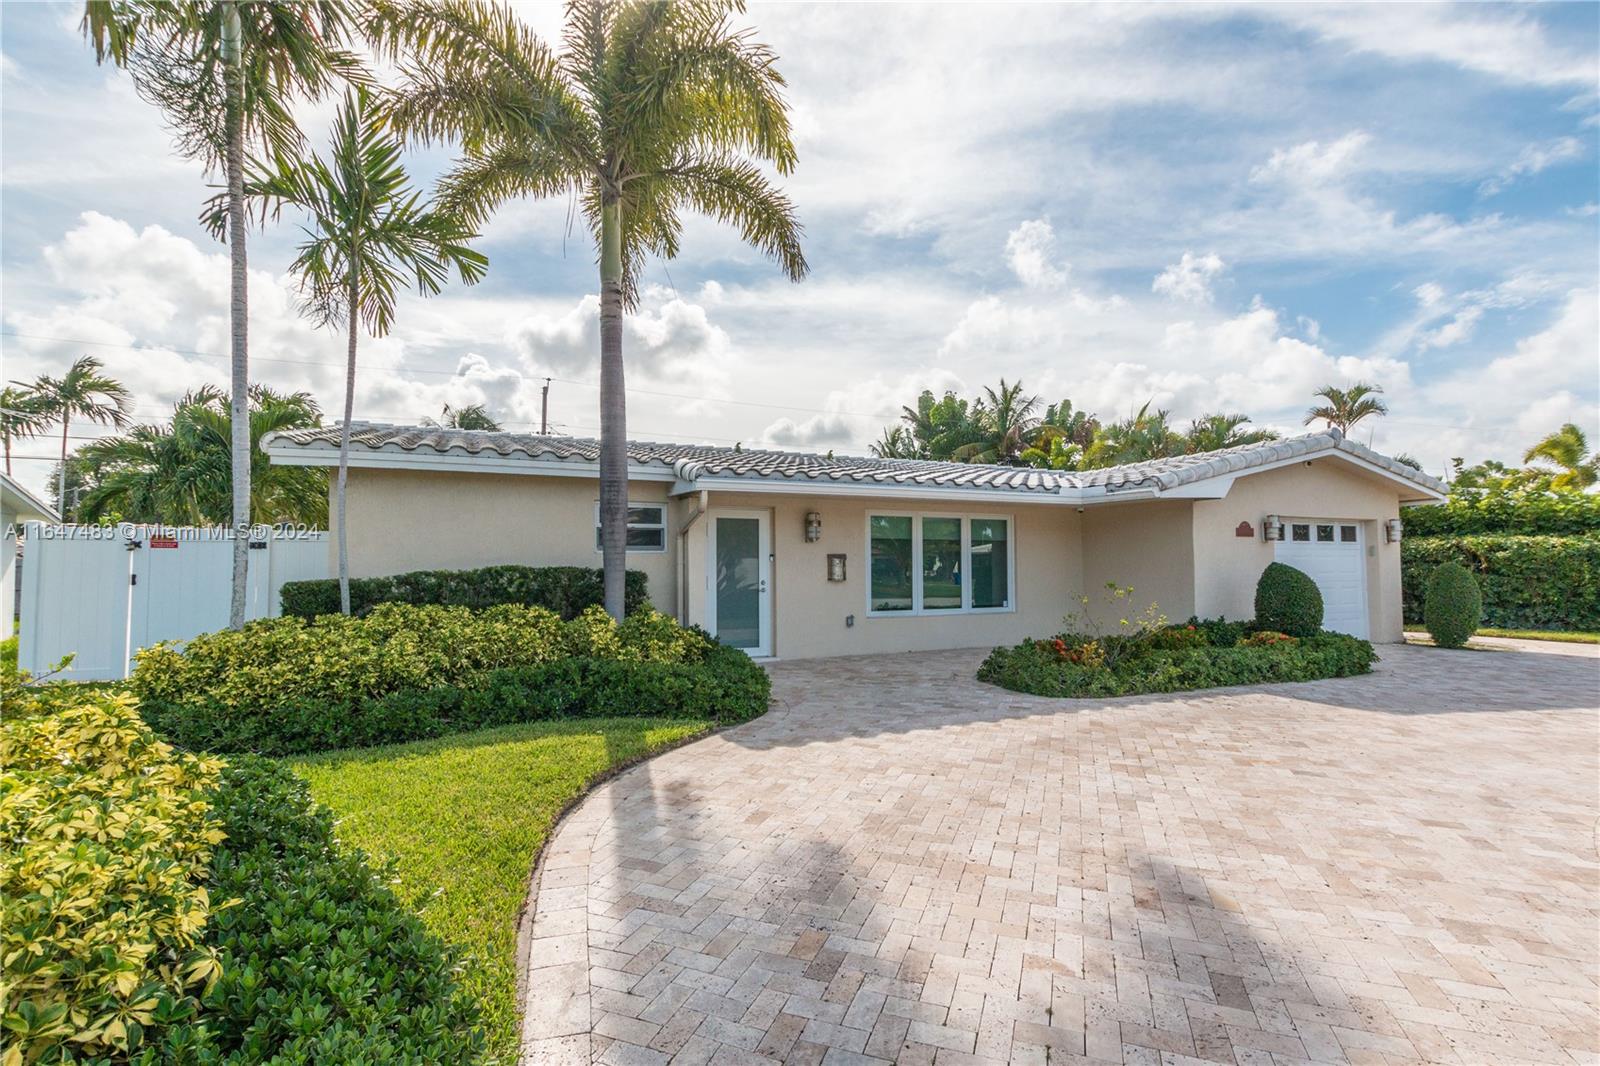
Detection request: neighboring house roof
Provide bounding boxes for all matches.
[0,471,60,522]
[263,423,1447,504]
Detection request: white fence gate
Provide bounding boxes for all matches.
[18,524,329,681]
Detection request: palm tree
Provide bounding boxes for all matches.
[30,356,133,510]
[0,386,48,476]
[1304,382,1387,435]
[425,402,501,431]
[951,379,1042,465]
[77,385,327,526]
[869,425,919,460]
[84,0,364,628]
[228,89,486,615]
[1082,402,1184,469]
[373,0,807,619]
[1185,413,1278,454]
[1524,423,1599,492]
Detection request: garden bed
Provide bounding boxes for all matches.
[978,619,1376,698]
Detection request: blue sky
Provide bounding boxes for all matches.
[2,1,1596,500]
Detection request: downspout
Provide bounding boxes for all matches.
[676,489,709,625]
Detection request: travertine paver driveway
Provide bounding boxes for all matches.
[522,643,1600,1066]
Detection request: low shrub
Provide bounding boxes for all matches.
[1423,562,1483,649]
[1239,630,1298,647]
[279,563,648,620]
[1182,616,1250,647]
[1402,533,1599,630]
[979,631,1375,698]
[1254,562,1324,638]
[1,682,226,1064]
[193,758,483,1064]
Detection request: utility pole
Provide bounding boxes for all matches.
[540,378,551,435]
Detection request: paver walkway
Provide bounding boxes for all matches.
[522,642,1600,1065]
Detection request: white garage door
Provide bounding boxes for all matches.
[1274,519,1369,638]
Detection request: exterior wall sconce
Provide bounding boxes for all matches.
[827,553,846,582]
[1262,514,1285,541]
[804,511,822,542]
[1385,518,1402,544]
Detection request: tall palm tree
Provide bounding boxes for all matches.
[225,88,486,614]
[1304,382,1387,435]
[30,356,133,510]
[0,386,48,477]
[84,0,364,628]
[373,0,807,619]
[425,402,501,431]
[1185,413,1278,454]
[1082,402,1184,469]
[77,385,327,526]
[1524,423,1599,492]
[869,425,918,460]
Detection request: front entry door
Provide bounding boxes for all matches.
[707,510,771,656]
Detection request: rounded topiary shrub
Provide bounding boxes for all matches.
[1254,562,1324,638]
[1423,561,1482,648]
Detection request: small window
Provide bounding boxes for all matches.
[595,503,666,552]
[869,516,914,611]
[970,518,1010,609]
[921,517,962,611]
[1340,525,1358,543]
[1292,524,1310,542]
[1317,524,1334,542]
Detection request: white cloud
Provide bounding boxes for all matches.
[1152,252,1226,304]
[1250,131,1371,187]
[1004,219,1070,289]
[1480,136,1585,196]
[1418,305,1484,350]
[759,368,966,450]
[1413,282,1446,308]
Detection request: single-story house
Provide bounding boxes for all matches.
[2,471,60,642]
[264,424,1445,659]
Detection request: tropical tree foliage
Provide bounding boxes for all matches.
[1523,422,1598,492]
[28,355,134,509]
[73,385,327,526]
[221,87,486,614]
[83,0,364,628]
[0,385,49,477]
[371,0,807,618]
[425,403,501,431]
[1304,382,1387,434]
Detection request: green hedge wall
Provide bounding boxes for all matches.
[1402,492,1600,536]
[1402,533,1600,630]
[280,564,648,619]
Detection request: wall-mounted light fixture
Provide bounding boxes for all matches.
[804,511,822,542]
[827,553,846,582]
[1385,517,1402,544]
[1262,514,1285,541]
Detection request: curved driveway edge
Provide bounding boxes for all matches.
[522,643,1599,1065]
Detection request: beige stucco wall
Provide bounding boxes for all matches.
[1078,499,1197,630]
[332,468,680,614]
[1190,459,1406,642]
[685,491,1084,659]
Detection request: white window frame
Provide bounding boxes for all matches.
[864,511,1015,618]
[594,501,667,554]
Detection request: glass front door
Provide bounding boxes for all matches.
[709,512,771,656]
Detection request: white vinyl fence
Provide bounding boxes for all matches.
[17,523,329,681]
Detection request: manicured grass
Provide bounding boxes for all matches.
[1405,628,1600,645]
[289,716,713,1064]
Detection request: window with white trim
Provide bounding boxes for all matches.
[594,502,666,552]
[867,513,1012,615]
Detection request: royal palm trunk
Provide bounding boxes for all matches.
[597,196,627,620]
[337,274,357,615]
[223,1,251,629]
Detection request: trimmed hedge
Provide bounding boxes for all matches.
[280,564,647,620]
[978,629,1375,698]
[193,758,483,1063]
[1402,533,1600,630]
[1423,562,1482,649]
[1402,492,1600,537]
[1254,562,1324,639]
[135,604,771,756]
[143,643,770,757]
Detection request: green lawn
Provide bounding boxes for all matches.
[289,717,713,1064]
[1405,627,1599,645]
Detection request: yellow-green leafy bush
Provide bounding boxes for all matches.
[1,681,226,1063]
